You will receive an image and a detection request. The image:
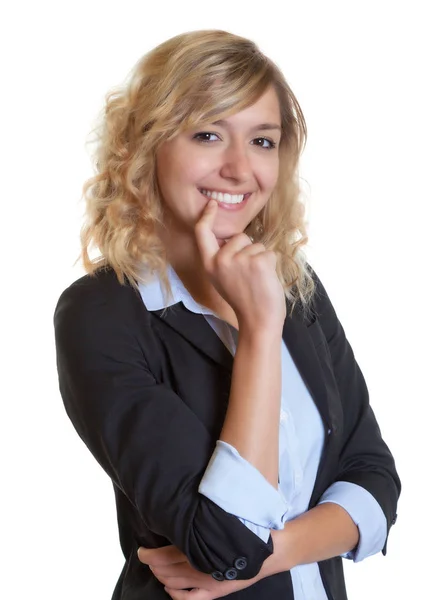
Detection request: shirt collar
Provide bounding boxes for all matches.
[138,264,215,317]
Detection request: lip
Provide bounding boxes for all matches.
[198,189,252,211]
[199,188,252,196]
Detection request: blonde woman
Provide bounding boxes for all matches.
[54,30,400,600]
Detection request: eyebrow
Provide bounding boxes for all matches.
[211,119,282,133]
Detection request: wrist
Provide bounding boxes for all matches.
[259,528,293,579]
[238,323,283,344]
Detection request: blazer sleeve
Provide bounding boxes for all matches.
[310,268,401,554]
[53,276,273,580]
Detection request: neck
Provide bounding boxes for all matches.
[158,224,226,312]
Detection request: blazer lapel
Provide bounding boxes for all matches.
[282,307,332,429]
[151,303,234,372]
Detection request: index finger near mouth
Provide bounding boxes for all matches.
[194,200,220,269]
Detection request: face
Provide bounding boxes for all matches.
[155,86,282,247]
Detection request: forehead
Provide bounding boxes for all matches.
[207,86,281,131]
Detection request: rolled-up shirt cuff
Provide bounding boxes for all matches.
[237,519,272,543]
[199,440,289,530]
[318,480,387,562]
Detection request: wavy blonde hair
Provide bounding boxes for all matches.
[81,29,316,317]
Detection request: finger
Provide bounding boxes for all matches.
[217,238,230,248]
[217,233,253,250]
[194,200,219,269]
[239,241,267,256]
[137,545,186,566]
[150,562,194,578]
[164,587,190,599]
[164,587,210,600]
[214,232,254,258]
[157,575,205,590]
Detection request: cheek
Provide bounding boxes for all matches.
[156,148,174,196]
[163,151,211,189]
[185,151,216,182]
[156,150,191,204]
[259,158,280,192]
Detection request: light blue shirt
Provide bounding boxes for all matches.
[139,265,387,600]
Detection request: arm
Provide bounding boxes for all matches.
[201,264,400,564]
[137,503,359,597]
[194,200,285,493]
[232,266,401,575]
[54,273,278,580]
[309,268,401,554]
[219,325,282,488]
[139,267,401,599]
[265,503,359,575]
[318,481,387,561]
[195,314,290,543]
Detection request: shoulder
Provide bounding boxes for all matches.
[53,267,148,334]
[56,267,136,305]
[296,263,334,323]
[300,264,342,345]
[54,268,166,383]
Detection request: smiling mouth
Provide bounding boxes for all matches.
[198,189,252,205]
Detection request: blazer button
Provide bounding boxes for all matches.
[224,568,238,580]
[211,571,225,581]
[234,557,247,570]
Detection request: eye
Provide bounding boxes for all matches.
[252,137,277,150]
[193,132,221,143]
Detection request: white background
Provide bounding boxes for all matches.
[1,1,438,598]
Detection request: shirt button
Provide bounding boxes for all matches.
[211,571,225,581]
[224,568,238,580]
[234,557,247,570]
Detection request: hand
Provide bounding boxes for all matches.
[137,545,260,599]
[194,200,286,331]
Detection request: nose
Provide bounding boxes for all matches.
[219,141,252,183]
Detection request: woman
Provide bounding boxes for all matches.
[54,30,400,600]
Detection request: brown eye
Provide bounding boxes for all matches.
[193,132,220,143]
[252,137,276,150]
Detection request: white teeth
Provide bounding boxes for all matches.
[200,189,245,204]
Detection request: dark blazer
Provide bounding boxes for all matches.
[54,266,400,600]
